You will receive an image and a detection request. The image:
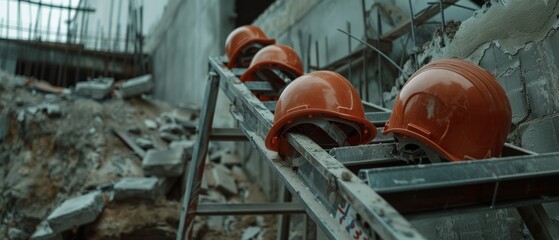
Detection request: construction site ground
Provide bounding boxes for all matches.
[0,70,277,240]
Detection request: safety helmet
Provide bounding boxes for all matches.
[383,58,512,162]
[265,71,377,156]
[225,25,275,68]
[240,44,303,89]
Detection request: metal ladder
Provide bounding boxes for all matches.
[177,56,559,240]
[176,66,309,240]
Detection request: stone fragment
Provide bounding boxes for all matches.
[142,148,184,177]
[46,191,104,233]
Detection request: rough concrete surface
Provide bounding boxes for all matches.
[46,191,105,233]
[113,177,161,200]
[119,74,154,99]
[0,69,276,239]
[30,222,62,240]
[443,0,559,62]
[142,148,185,177]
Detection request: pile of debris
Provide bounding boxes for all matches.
[0,70,276,239]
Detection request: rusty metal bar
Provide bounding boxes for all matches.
[18,0,95,12]
[177,72,220,240]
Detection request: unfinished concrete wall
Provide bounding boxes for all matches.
[392,0,559,154]
[75,0,169,51]
[149,0,235,128]
[253,0,477,106]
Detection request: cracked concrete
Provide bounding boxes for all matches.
[441,0,559,63]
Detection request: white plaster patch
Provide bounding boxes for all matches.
[436,0,559,63]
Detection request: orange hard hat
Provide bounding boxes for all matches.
[265,71,377,156]
[383,58,512,162]
[225,25,275,68]
[240,44,303,85]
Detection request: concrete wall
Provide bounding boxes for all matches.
[75,0,169,51]
[253,0,478,105]
[149,0,235,128]
[415,0,559,154]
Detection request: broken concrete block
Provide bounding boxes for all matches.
[204,166,216,187]
[142,148,184,177]
[75,78,114,100]
[220,153,242,167]
[199,190,226,203]
[119,74,154,98]
[242,226,263,240]
[231,166,250,182]
[46,191,104,233]
[26,106,39,115]
[113,177,162,200]
[135,137,154,150]
[61,88,72,96]
[44,104,62,118]
[169,139,195,155]
[144,119,158,130]
[211,165,238,195]
[159,123,186,135]
[17,110,25,122]
[30,222,62,240]
[160,132,181,142]
[127,126,142,134]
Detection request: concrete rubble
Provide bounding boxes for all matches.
[75,77,114,100]
[135,137,155,150]
[0,69,275,239]
[144,119,158,129]
[46,191,105,233]
[30,222,61,240]
[142,148,185,177]
[113,177,171,200]
[242,226,263,240]
[118,74,154,99]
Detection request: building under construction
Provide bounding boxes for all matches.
[1,0,559,239]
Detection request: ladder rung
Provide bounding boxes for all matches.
[197,202,305,215]
[365,111,391,126]
[230,67,247,77]
[245,81,276,93]
[209,128,247,141]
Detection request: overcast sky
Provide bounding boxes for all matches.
[0,0,80,41]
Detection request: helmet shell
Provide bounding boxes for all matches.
[383,58,512,161]
[265,71,377,154]
[225,25,275,68]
